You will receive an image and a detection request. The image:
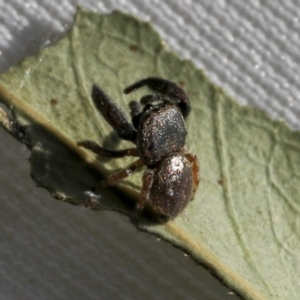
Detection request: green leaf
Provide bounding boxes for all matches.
[0,8,299,300]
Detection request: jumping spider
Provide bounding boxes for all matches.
[77,77,199,219]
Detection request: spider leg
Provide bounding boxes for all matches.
[135,169,154,215]
[128,100,142,129]
[185,153,200,196]
[99,158,144,187]
[77,140,138,158]
[92,84,137,142]
[123,77,191,118]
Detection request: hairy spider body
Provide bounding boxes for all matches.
[149,153,194,218]
[137,104,186,167]
[78,77,199,220]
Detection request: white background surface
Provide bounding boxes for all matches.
[0,1,298,299]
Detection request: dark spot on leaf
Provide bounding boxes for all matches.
[178,81,185,87]
[218,179,225,186]
[50,99,58,105]
[129,44,138,52]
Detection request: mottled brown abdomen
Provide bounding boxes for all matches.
[150,153,193,218]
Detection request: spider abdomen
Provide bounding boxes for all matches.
[149,153,193,218]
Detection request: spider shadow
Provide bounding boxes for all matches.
[97,130,123,164]
[17,120,165,224]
